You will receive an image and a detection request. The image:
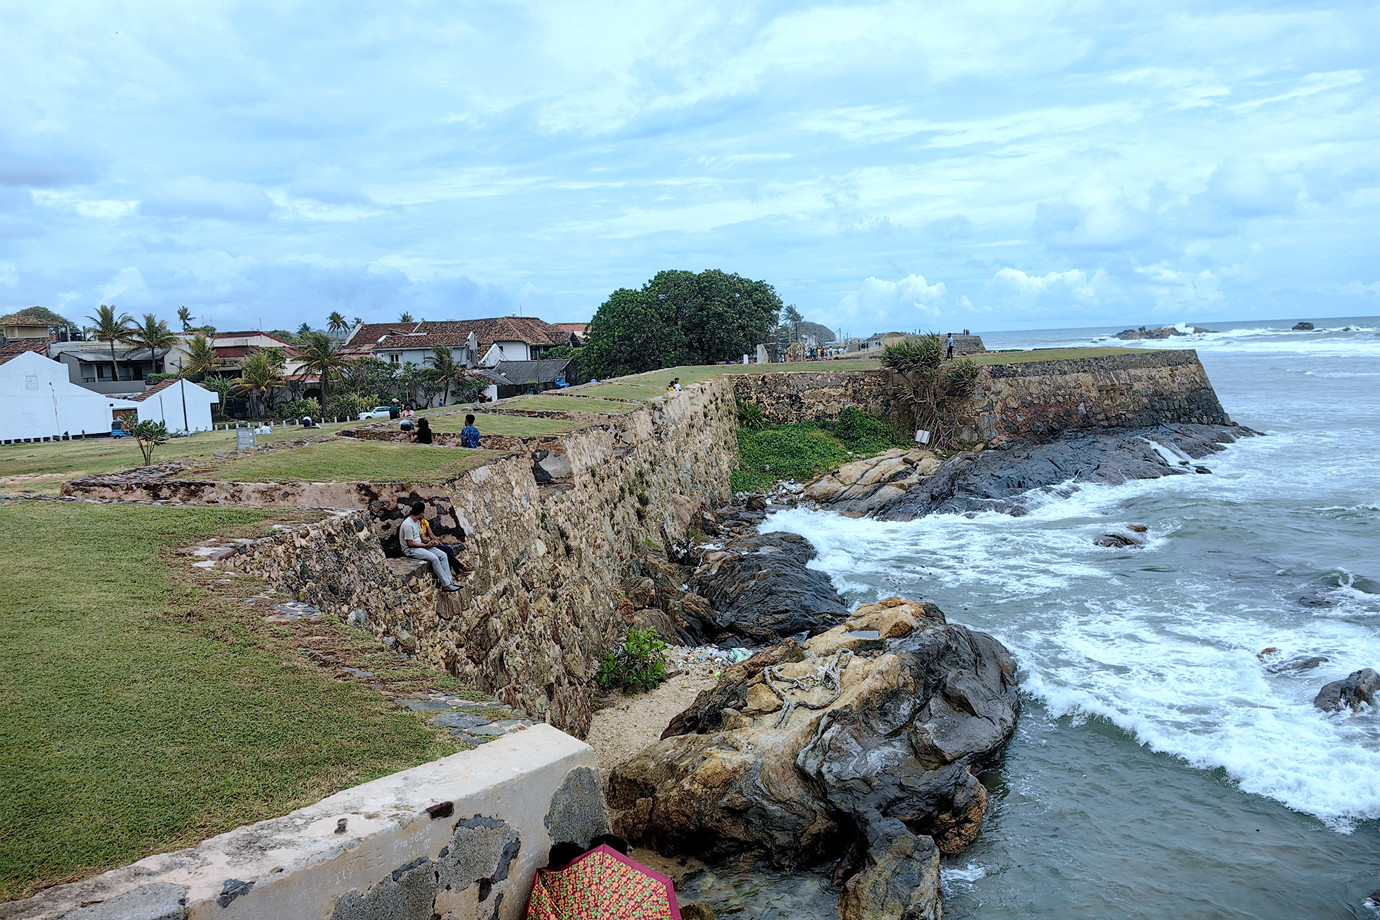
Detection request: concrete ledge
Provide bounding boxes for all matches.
[3,725,608,920]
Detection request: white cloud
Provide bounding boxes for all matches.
[993,267,1099,302]
[837,274,948,324]
[99,267,148,303]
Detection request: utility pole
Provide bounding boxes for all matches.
[178,358,188,433]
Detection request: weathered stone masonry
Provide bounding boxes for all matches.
[728,349,1229,443]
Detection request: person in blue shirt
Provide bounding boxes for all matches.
[460,414,481,448]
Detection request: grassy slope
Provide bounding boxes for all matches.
[0,503,455,901]
[501,394,643,414]
[208,440,504,483]
[419,412,580,437]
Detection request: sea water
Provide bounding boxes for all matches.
[741,317,1380,918]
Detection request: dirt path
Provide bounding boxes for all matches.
[585,647,723,777]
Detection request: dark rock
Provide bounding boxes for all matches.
[870,423,1251,520]
[532,450,573,484]
[681,903,717,920]
[611,598,1019,920]
[1115,326,1185,340]
[744,494,768,512]
[1095,533,1142,548]
[1293,322,1315,331]
[545,766,611,847]
[1127,523,1149,533]
[1313,669,1380,712]
[689,532,849,642]
[1265,655,1328,674]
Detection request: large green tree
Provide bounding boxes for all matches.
[582,269,781,379]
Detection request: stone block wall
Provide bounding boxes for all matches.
[228,382,740,737]
[731,350,1229,444]
[6,726,608,920]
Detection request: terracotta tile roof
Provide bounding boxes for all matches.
[0,312,55,327]
[0,339,48,366]
[554,322,589,336]
[132,378,181,401]
[344,317,575,358]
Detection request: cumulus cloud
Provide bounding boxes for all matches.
[1034,178,1151,251]
[1194,158,1300,220]
[141,177,277,222]
[992,267,1099,302]
[836,273,947,325]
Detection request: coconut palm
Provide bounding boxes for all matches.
[294,331,346,404]
[177,306,193,332]
[353,316,364,328]
[128,314,177,379]
[183,333,219,379]
[86,304,135,385]
[398,311,414,323]
[233,350,284,419]
[327,311,349,340]
[425,344,467,406]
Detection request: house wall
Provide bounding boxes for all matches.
[479,342,531,366]
[0,353,137,443]
[3,725,610,920]
[136,382,218,433]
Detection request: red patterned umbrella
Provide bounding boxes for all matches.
[524,845,682,920]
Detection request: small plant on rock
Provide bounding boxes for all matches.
[596,627,668,692]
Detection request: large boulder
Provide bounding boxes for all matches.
[804,449,940,517]
[689,532,849,642]
[609,597,1020,920]
[1313,668,1380,712]
[870,423,1250,520]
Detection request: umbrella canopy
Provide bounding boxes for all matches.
[524,844,682,920]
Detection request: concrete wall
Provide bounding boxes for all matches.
[729,350,1229,443]
[0,351,138,444]
[2,726,609,920]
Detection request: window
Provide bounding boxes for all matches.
[388,353,400,364]
[24,375,39,390]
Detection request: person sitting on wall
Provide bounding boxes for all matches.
[460,414,481,449]
[410,417,433,444]
[420,514,474,577]
[399,503,461,592]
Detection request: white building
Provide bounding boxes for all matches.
[0,351,138,444]
[132,377,219,434]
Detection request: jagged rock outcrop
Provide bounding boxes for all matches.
[609,598,1020,920]
[803,448,940,517]
[1115,325,1213,340]
[688,532,850,643]
[1293,322,1315,331]
[868,423,1250,520]
[1313,668,1380,712]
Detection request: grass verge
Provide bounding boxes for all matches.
[420,412,581,437]
[207,440,504,483]
[0,502,458,901]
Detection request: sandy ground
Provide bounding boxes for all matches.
[585,646,726,777]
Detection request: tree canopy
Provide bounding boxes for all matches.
[582,269,782,379]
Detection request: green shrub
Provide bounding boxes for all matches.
[736,398,767,430]
[324,392,371,421]
[282,397,322,421]
[826,406,909,454]
[732,424,851,492]
[596,627,668,692]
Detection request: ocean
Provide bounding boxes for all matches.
[751,316,1380,918]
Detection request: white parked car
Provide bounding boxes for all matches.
[357,406,394,420]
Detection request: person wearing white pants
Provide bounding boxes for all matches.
[399,502,461,592]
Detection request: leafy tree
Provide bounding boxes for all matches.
[327,311,349,340]
[325,392,371,421]
[130,419,170,466]
[177,306,193,332]
[338,356,394,399]
[183,333,219,379]
[295,322,313,340]
[425,344,469,406]
[293,332,345,404]
[201,375,231,419]
[129,314,177,377]
[583,269,781,379]
[6,305,75,327]
[86,304,136,384]
[352,316,364,329]
[233,350,285,418]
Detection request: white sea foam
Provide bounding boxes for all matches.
[940,862,988,896]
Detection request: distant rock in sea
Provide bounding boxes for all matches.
[1293,321,1315,331]
[1115,325,1215,340]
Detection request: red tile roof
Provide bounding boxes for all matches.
[344,317,575,359]
[0,339,48,365]
[132,378,181,402]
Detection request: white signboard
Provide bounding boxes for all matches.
[915,429,931,445]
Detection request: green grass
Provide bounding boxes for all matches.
[503,394,644,414]
[420,412,581,437]
[208,440,504,483]
[0,421,358,492]
[732,424,854,492]
[0,503,456,900]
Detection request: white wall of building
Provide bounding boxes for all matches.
[0,352,138,443]
[136,379,219,434]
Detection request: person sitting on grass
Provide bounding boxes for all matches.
[410,417,433,444]
[420,515,474,577]
[399,503,461,592]
[460,413,481,449]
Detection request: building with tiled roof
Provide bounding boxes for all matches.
[1,312,56,341]
[0,339,50,366]
[342,317,577,369]
[131,376,220,434]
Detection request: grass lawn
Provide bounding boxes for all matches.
[208,440,504,483]
[0,421,358,494]
[502,394,644,415]
[421,412,581,437]
[0,503,458,901]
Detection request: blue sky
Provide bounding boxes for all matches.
[1,1,1377,336]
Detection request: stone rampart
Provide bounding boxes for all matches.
[224,383,739,736]
[3,726,608,920]
[731,350,1229,443]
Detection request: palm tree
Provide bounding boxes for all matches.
[294,332,346,404]
[398,311,414,323]
[426,344,467,406]
[129,314,177,380]
[183,333,218,379]
[353,316,364,329]
[233,350,284,419]
[86,304,135,385]
[177,306,193,332]
[327,311,349,340]
[295,322,313,341]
